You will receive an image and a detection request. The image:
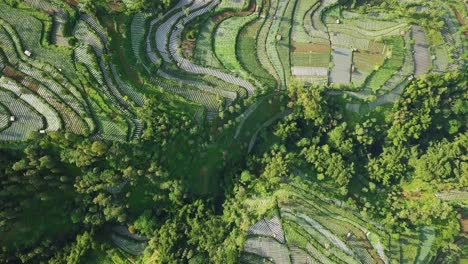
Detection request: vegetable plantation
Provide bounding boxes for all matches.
[0,0,466,263]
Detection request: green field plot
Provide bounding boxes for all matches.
[217,0,249,11]
[291,42,331,68]
[193,17,223,69]
[237,12,276,88]
[431,45,450,72]
[292,53,330,68]
[214,9,258,73]
[362,36,405,92]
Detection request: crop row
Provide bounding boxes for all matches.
[214,10,258,73]
[237,0,277,88]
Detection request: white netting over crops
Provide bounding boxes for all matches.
[248,215,285,243]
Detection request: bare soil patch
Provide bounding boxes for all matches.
[3,66,26,82]
[66,0,78,8]
[460,209,468,235]
[182,39,195,59]
[450,6,468,36]
[212,0,257,23]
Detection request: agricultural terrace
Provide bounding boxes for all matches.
[240,182,444,264]
[0,0,465,140]
[0,0,466,263]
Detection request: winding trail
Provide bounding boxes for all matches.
[154,0,256,96]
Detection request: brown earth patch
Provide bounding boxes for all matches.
[3,66,26,82]
[212,0,257,23]
[460,210,468,235]
[22,77,39,92]
[292,42,330,53]
[107,1,122,12]
[367,41,385,54]
[65,0,78,8]
[450,6,468,36]
[182,39,195,59]
[3,66,40,92]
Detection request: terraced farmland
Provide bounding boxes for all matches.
[0,0,465,263]
[0,0,463,141]
[240,183,437,264]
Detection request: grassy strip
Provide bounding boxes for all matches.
[266,0,289,88]
[237,0,276,88]
[400,231,420,264]
[276,0,298,87]
[192,13,224,68]
[214,10,258,72]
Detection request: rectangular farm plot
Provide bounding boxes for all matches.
[292,67,328,76]
[292,43,331,68]
[411,26,431,77]
[329,47,352,85]
[351,51,385,86]
[353,52,385,72]
[291,42,330,85]
[330,32,371,50]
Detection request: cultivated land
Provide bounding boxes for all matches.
[0,0,466,263]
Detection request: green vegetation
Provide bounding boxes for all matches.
[237,0,276,88]
[0,0,466,263]
[363,36,406,92]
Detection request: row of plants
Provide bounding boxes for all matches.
[254,0,280,85]
[74,45,130,141]
[74,18,145,140]
[151,76,220,120]
[281,210,359,264]
[192,13,224,68]
[265,0,289,88]
[275,0,297,88]
[0,19,90,111]
[327,23,405,42]
[291,0,320,43]
[0,87,44,140]
[237,0,276,89]
[0,101,9,131]
[0,25,92,134]
[214,10,258,72]
[0,2,78,82]
[130,12,149,66]
[283,220,340,264]
[0,77,62,131]
[163,64,246,99]
[291,196,381,263]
